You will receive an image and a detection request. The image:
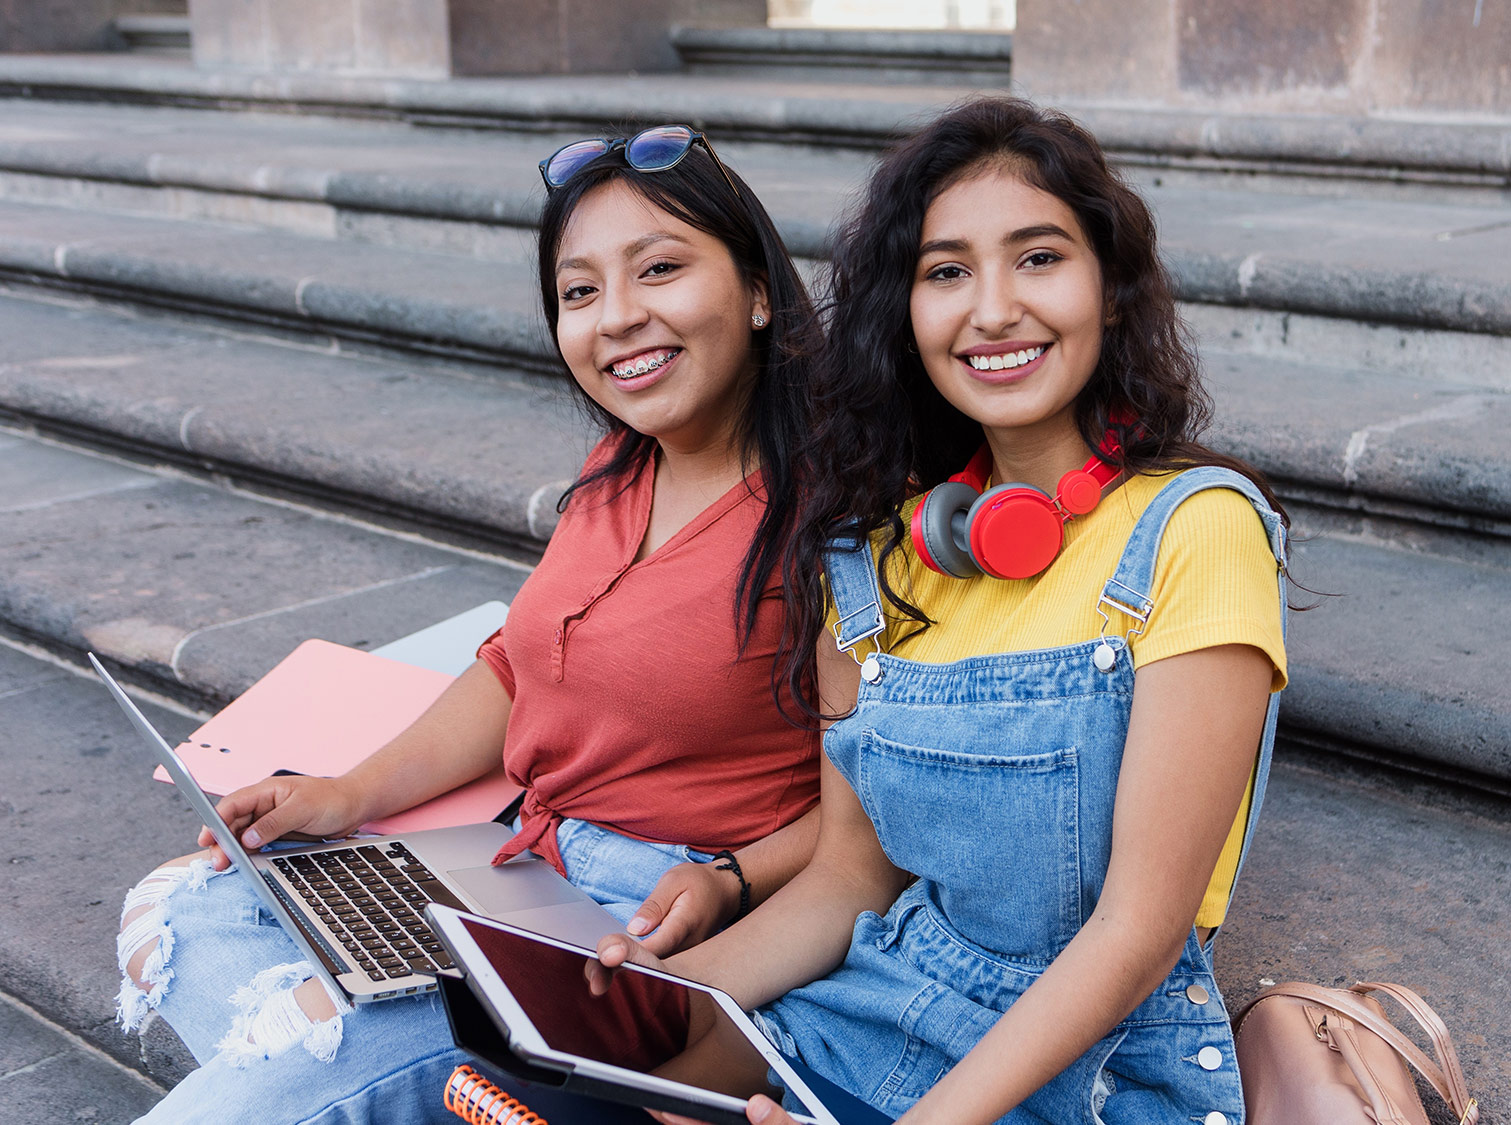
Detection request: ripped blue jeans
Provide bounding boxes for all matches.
[116,818,716,1124]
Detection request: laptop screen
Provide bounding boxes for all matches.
[88,653,348,1000]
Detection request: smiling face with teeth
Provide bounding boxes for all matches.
[910,165,1107,485]
[553,179,770,461]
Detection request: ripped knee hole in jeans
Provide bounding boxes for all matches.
[116,859,349,1066]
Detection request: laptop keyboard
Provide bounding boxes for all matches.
[272,842,457,982]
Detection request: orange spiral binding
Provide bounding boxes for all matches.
[444,1064,548,1125]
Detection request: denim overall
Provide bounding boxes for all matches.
[758,468,1287,1125]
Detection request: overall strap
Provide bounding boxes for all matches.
[1100,467,1289,918]
[822,527,885,657]
[1105,466,1286,602]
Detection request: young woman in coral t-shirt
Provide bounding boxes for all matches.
[115,129,824,1123]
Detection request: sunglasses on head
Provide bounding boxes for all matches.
[538,124,741,199]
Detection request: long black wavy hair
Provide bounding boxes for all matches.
[536,136,821,655]
[781,96,1287,720]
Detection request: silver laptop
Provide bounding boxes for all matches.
[91,653,621,1004]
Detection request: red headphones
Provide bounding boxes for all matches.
[910,435,1122,580]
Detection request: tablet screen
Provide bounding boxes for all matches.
[460,913,695,1075]
[440,908,866,1125]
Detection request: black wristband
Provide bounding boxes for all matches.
[711,849,751,921]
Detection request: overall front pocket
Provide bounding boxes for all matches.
[858,729,1082,958]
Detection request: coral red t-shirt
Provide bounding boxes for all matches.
[479,440,819,874]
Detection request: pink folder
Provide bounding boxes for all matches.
[155,639,520,834]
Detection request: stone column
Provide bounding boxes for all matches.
[1012,0,1511,115]
[189,0,768,77]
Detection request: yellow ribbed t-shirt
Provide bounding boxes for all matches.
[847,471,1287,929]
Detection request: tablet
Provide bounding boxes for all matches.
[427,905,842,1125]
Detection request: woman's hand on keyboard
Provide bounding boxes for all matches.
[197,775,366,869]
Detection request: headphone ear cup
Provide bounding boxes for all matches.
[1057,468,1103,516]
[966,483,1065,580]
[911,482,982,578]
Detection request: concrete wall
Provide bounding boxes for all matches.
[190,0,768,77]
[451,0,768,75]
[0,0,182,51]
[189,0,450,77]
[1013,0,1511,115]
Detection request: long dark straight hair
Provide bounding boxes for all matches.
[536,140,821,654]
[781,96,1288,720]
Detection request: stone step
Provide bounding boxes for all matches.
[0,289,588,549]
[4,404,1509,803]
[1,53,1508,198]
[1203,353,1511,548]
[0,97,861,258]
[0,197,555,370]
[0,425,535,709]
[1215,755,1511,1120]
[1,97,1508,377]
[669,25,1013,86]
[1280,533,1511,792]
[111,14,192,55]
[1,278,1506,560]
[0,182,1507,541]
[1,984,170,1119]
[0,294,1505,791]
[0,641,221,1096]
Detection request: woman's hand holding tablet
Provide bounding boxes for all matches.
[426,905,841,1125]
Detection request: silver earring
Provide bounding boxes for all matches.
[752,314,767,328]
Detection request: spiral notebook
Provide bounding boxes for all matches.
[444,1066,547,1124]
[153,638,520,834]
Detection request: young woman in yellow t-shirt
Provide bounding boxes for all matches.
[600,97,1288,1125]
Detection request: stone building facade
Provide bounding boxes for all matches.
[3,1,1508,123]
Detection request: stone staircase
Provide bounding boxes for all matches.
[0,48,1507,1115]
[2,58,1506,785]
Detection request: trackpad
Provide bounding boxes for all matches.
[447,862,586,915]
